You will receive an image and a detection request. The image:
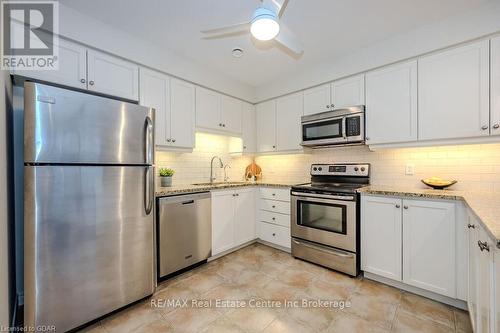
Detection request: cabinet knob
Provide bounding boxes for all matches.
[272,217,276,221]
[166,138,171,142]
[80,78,86,84]
[272,145,276,149]
[478,240,490,252]
[272,205,276,208]
[331,104,335,108]
[403,205,408,210]
[172,139,176,143]
[326,105,330,109]
[272,233,276,237]
[365,137,370,141]
[219,123,222,127]
[481,125,488,130]
[243,146,247,149]
[467,224,476,229]
[89,80,95,86]
[395,204,400,208]
[493,124,500,129]
[272,193,276,196]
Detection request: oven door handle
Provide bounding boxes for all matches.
[292,239,354,258]
[291,191,355,201]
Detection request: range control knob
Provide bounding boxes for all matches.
[313,167,318,171]
[354,167,359,172]
[361,167,366,172]
[318,167,323,171]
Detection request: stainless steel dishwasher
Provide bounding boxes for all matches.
[158,192,211,278]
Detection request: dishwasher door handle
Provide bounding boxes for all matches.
[182,200,195,205]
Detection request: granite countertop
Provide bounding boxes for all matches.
[155,180,306,197]
[359,185,500,247]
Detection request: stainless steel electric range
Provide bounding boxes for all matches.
[291,163,370,276]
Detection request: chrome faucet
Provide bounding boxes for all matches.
[224,164,231,182]
[210,156,223,183]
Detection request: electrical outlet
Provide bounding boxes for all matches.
[405,164,414,175]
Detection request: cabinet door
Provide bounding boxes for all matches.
[491,36,500,136]
[139,69,170,146]
[234,189,256,246]
[361,195,402,281]
[170,79,195,149]
[477,226,493,333]
[241,103,256,153]
[467,215,480,332]
[87,49,139,101]
[402,199,456,297]
[14,36,87,90]
[211,191,235,256]
[365,61,417,145]
[276,92,303,151]
[331,74,365,108]
[303,84,331,115]
[256,100,277,152]
[418,40,490,141]
[195,87,221,130]
[221,95,242,134]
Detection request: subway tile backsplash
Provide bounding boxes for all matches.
[157,132,500,192]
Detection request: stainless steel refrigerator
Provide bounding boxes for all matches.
[22,82,155,332]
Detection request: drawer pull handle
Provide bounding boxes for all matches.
[272,193,276,196]
[478,240,490,252]
[272,205,276,208]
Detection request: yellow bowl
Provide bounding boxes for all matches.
[421,178,457,190]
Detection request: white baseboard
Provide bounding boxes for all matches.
[363,272,468,310]
[208,239,258,261]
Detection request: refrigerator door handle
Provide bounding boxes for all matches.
[144,166,154,215]
[144,116,154,165]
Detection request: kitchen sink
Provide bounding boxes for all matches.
[191,181,248,186]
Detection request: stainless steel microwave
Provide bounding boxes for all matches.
[301,106,365,147]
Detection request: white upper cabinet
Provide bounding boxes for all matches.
[170,78,195,149]
[195,87,242,134]
[331,74,365,109]
[87,49,139,101]
[140,71,194,149]
[491,36,500,136]
[402,199,456,297]
[256,100,277,152]
[241,102,256,153]
[195,87,221,130]
[221,95,242,134]
[361,195,402,281]
[276,92,304,151]
[418,40,490,141]
[14,37,87,90]
[365,60,417,145]
[139,69,170,146]
[303,84,331,115]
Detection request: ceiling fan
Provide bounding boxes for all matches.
[201,0,303,55]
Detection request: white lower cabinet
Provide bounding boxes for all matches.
[361,195,460,299]
[211,188,256,256]
[467,212,496,333]
[257,222,291,249]
[361,196,402,281]
[257,187,291,249]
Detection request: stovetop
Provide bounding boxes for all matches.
[291,163,370,195]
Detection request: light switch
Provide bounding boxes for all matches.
[405,164,414,175]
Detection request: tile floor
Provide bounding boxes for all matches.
[79,243,472,333]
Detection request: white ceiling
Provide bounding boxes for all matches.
[61,0,488,87]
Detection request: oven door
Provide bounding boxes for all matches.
[301,116,346,146]
[291,192,356,252]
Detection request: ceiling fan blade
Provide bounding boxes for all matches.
[274,24,303,54]
[201,22,251,35]
[261,0,289,17]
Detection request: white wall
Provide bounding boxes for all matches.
[57,4,256,103]
[255,0,500,101]
[0,71,12,327]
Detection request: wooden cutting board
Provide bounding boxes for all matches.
[245,160,262,180]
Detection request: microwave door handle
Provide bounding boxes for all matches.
[342,117,347,139]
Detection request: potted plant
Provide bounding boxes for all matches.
[159,168,175,187]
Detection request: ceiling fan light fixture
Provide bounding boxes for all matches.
[250,7,280,41]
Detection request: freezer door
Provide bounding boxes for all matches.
[24,82,154,165]
[24,165,155,332]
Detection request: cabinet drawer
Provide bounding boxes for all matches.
[260,188,290,202]
[258,210,290,228]
[258,222,291,249]
[260,199,290,215]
